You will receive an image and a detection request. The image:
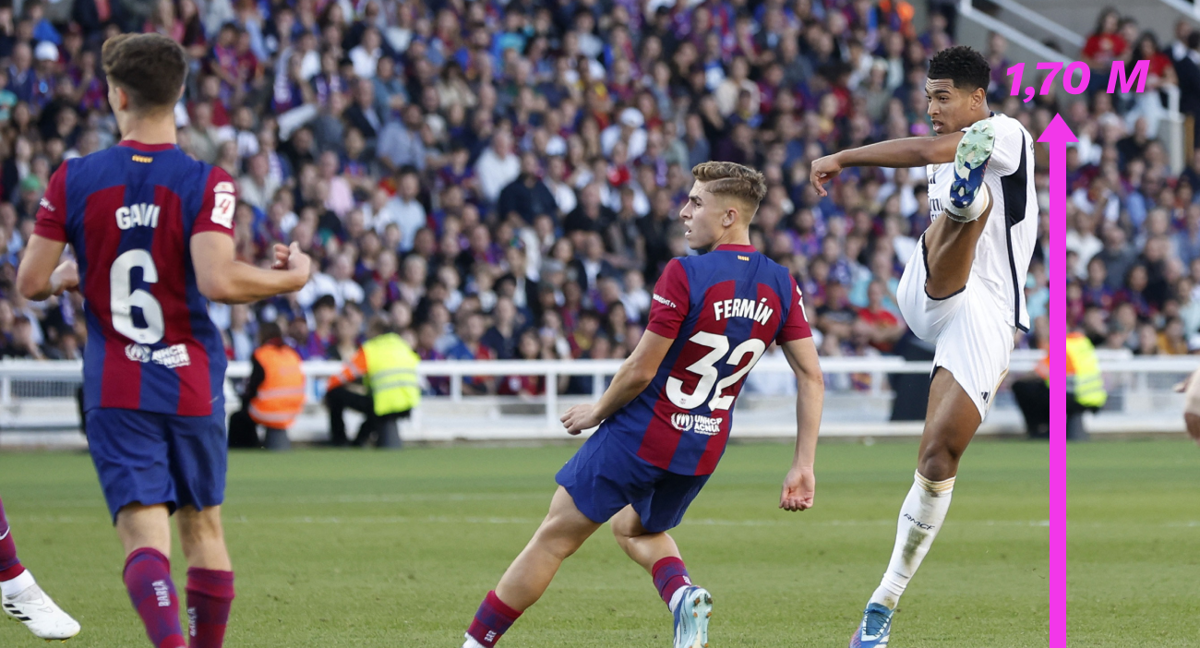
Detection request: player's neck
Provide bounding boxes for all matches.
[118,116,178,147]
[708,232,752,252]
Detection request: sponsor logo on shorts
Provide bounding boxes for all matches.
[125,343,192,368]
[670,413,722,436]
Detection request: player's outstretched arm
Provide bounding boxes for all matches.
[561,330,674,435]
[778,337,824,512]
[809,132,964,197]
[16,234,78,301]
[191,233,311,304]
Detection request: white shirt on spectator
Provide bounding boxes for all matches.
[475,148,521,204]
[374,196,426,251]
[349,45,381,79]
[546,179,577,215]
[298,273,365,309]
[622,287,651,323]
[600,125,647,159]
[1066,228,1103,278]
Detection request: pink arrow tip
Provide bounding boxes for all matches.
[1038,114,1078,144]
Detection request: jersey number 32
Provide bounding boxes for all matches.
[666,331,766,411]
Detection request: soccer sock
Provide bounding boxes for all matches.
[868,471,955,610]
[185,568,235,648]
[946,184,992,222]
[651,557,692,612]
[124,548,187,648]
[0,497,27,586]
[465,590,522,648]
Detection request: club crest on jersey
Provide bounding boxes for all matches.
[671,413,721,435]
[125,343,192,368]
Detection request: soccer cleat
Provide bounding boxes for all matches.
[672,586,712,648]
[947,119,996,221]
[849,602,893,648]
[2,583,81,641]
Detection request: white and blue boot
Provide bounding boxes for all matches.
[947,119,995,222]
[849,602,893,648]
[672,586,712,648]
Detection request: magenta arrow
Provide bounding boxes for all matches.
[1038,112,1075,648]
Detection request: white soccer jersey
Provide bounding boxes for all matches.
[924,112,1039,332]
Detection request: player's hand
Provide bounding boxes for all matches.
[561,404,601,435]
[809,154,842,197]
[50,260,79,296]
[285,242,312,290]
[779,466,815,512]
[271,243,290,269]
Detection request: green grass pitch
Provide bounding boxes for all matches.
[0,439,1048,647]
[1066,439,1200,647]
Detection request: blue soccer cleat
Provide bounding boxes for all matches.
[848,602,893,648]
[672,586,712,648]
[947,118,996,221]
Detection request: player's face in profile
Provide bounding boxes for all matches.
[679,182,724,251]
[924,78,974,135]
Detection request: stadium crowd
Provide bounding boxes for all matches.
[15,0,1174,398]
[1064,14,1200,356]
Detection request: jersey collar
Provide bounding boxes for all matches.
[118,140,178,152]
[713,244,757,253]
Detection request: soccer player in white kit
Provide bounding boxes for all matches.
[810,46,1038,646]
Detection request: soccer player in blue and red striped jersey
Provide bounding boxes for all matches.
[16,34,311,648]
[461,162,826,648]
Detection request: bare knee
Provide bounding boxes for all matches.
[531,516,591,561]
[917,442,962,482]
[1185,413,1200,441]
[176,507,227,558]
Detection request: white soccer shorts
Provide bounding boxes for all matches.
[897,234,1015,421]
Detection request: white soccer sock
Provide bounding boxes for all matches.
[868,471,955,610]
[462,634,487,648]
[0,569,35,598]
[667,586,688,613]
[945,184,991,223]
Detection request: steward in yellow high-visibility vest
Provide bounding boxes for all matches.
[324,317,421,448]
[1066,332,1107,409]
[230,322,306,450]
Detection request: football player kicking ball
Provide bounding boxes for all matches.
[0,495,80,640]
[811,45,1038,647]
[16,34,311,648]
[460,161,825,648]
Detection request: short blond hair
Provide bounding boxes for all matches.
[691,161,767,216]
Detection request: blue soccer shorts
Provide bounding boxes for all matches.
[556,430,710,533]
[86,408,227,524]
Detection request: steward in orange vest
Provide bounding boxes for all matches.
[229,322,306,449]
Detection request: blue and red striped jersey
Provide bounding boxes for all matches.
[602,244,813,476]
[34,141,238,416]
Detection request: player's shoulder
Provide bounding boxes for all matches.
[988,112,1032,143]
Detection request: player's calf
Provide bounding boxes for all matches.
[124,548,187,648]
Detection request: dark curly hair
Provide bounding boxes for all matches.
[927,46,991,92]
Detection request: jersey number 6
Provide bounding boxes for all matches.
[666,331,766,411]
[111,249,165,344]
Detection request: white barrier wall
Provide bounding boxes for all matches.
[0,351,1060,448]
